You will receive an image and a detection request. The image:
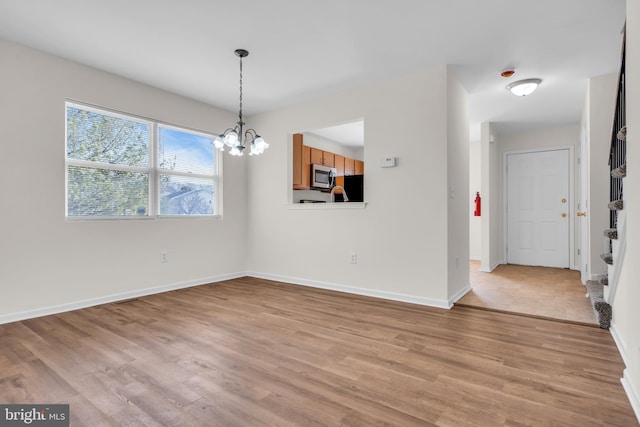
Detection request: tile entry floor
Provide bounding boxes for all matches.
[457,260,597,325]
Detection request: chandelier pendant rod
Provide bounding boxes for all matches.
[237,49,244,144]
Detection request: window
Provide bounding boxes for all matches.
[158,125,215,215]
[65,102,218,218]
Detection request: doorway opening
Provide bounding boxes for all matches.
[464,144,594,324]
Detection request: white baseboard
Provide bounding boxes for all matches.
[0,272,474,324]
[610,322,629,367]
[248,271,452,309]
[479,261,501,273]
[0,272,246,325]
[621,369,640,424]
[609,322,640,424]
[469,255,481,261]
[449,284,472,306]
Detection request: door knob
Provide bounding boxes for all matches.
[577,212,586,217]
[561,213,567,218]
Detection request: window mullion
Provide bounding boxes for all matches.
[158,170,215,180]
[66,158,152,174]
[150,122,158,217]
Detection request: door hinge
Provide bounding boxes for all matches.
[577,249,580,255]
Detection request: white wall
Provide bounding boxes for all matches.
[498,124,580,268]
[469,140,481,260]
[585,73,619,278]
[611,0,640,421]
[0,39,248,322]
[499,125,579,154]
[246,65,469,307]
[480,122,502,271]
[0,40,471,319]
[446,71,470,300]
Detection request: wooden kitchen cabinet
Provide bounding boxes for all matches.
[355,160,364,175]
[310,147,323,166]
[334,155,345,176]
[293,134,303,188]
[344,157,355,176]
[311,147,335,167]
[323,152,335,167]
[292,134,311,189]
[302,146,310,188]
[334,155,345,189]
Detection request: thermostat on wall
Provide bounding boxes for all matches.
[379,157,396,168]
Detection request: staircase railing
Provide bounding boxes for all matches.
[588,31,626,328]
[608,38,626,232]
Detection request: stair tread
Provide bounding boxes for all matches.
[604,228,618,239]
[608,199,624,211]
[617,125,626,141]
[586,280,604,295]
[611,164,626,179]
[585,280,611,329]
[599,275,609,286]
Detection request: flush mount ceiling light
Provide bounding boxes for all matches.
[506,78,542,97]
[213,49,269,156]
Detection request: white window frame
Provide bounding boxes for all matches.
[65,101,221,220]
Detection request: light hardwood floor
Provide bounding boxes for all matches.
[0,277,635,426]
[457,260,597,325]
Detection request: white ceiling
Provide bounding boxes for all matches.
[0,0,626,141]
[306,121,365,147]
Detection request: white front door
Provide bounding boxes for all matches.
[507,149,570,268]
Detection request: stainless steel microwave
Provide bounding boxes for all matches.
[311,164,336,189]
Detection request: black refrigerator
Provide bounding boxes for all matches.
[343,175,364,202]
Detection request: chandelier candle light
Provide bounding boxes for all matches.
[214,49,269,156]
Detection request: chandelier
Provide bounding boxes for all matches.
[214,49,269,156]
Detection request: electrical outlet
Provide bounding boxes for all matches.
[160,252,168,263]
[350,252,357,264]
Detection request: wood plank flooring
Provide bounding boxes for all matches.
[0,277,636,426]
[458,261,597,325]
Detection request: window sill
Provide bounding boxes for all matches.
[65,215,222,221]
[287,202,367,210]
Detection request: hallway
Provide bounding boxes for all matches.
[457,261,597,326]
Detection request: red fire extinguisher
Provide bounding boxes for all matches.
[474,192,481,216]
